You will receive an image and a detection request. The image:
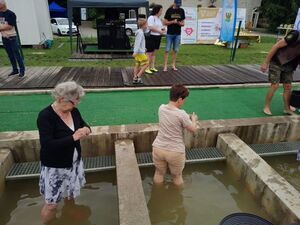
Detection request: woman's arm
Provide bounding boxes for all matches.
[37,112,74,149]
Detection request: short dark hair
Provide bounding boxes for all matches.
[151,4,163,16]
[169,84,189,101]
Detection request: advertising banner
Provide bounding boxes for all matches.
[220,0,237,42]
[197,8,222,44]
[181,7,198,44]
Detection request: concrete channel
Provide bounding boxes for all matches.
[0,116,300,224]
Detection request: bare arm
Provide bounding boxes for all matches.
[148,25,164,34]
[0,24,13,32]
[185,113,198,133]
[260,39,287,72]
[178,20,185,27]
[163,18,177,26]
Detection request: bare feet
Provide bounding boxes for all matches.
[290,106,296,112]
[172,66,178,71]
[263,108,272,116]
[283,110,297,115]
[163,67,168,72]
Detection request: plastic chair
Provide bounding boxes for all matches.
[219,213,273,225]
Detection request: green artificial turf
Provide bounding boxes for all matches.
[0,86,295,132]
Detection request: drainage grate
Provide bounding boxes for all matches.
[250,141,300,157]
[6,155,116,180]
[5,141,299,180]
[136,147,225,167]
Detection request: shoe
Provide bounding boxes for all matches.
[145,69,153,74]
[132,79,139,84]
[8,71,19,76]
[137,78,144,84]
[283,110,297,115]
[150,67,158,72]
[263,109,272,116]
[18,72,25,78]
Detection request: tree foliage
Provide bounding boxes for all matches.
[259,0,300,31]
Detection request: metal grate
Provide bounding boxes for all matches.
[136,147,225,168]
[6,155,116,180]
[250,141,300,157]
[5,141,299,180]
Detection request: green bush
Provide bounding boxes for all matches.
[259,0,300,32]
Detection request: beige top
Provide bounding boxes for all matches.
[152,104,192,153]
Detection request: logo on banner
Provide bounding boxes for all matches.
[225,12,232,22]
[184,27,194,36]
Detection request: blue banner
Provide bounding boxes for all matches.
[220,0,237,42]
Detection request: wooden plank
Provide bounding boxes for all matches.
[121,68,130,86]
[115,140,151,225]
[38,67,62,88]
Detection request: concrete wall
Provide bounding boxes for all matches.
[217,133,300,224]
[0,149,14,197]
[0,116,300,163]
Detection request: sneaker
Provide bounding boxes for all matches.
[132,79,139,84]
[145,69,153,74]
[8,71,19,76]
[150,67,158,72]
[18,72,25,78]
[137,78,144,84]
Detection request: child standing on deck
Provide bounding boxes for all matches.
[132,18,149,85]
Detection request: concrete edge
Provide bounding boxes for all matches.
[1,82,300,96]
[0,148,14,197]
[216,133,300,224]
[115,139,151,225]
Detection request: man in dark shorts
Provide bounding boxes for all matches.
[261,30,300,115]
[0,0,25,78]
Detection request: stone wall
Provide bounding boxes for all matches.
[217,133,300,224]
[0,116,299,163]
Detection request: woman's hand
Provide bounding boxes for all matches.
[73,127,90,141]
[190,112,198,122]
[82,126,91,135]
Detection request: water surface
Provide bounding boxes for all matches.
[265,154,300,192]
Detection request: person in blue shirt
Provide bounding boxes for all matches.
[0,0,25,77]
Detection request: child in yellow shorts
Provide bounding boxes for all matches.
[132,18,149,85]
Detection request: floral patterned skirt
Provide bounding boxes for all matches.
[39,160,86,204]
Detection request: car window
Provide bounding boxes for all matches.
[57,19,69,25]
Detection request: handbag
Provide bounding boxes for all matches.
[290,90,300,108]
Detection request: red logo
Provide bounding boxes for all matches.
[184,27,194,36]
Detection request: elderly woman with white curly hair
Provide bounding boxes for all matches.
[37,81,91,224]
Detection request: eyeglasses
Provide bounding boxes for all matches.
[68,97,80,106]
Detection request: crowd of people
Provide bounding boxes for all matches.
[133,0,185,84]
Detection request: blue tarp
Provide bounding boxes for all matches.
[49,2,67,17]
[49,2,66,12]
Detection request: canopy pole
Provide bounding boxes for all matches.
[68,3,73,54]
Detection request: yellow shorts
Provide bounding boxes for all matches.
[134,54,148,66]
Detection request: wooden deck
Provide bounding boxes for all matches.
[0,65,300,89]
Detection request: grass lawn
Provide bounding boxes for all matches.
[0,36,275,68]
